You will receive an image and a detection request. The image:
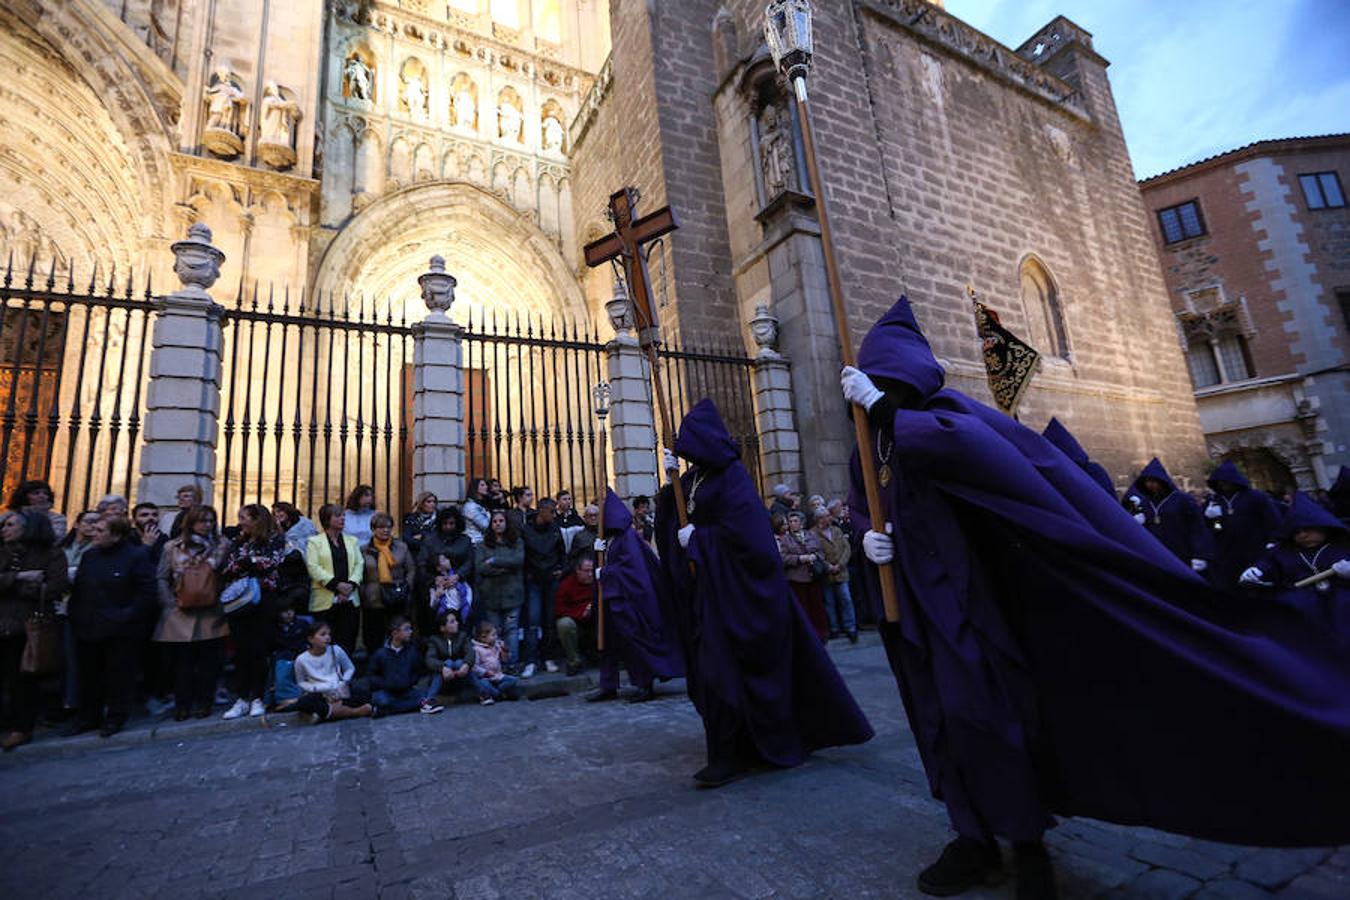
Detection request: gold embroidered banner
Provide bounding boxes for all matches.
[972,299,1040,416]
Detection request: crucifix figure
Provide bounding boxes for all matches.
[583,187,689,525]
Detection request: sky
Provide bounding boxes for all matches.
[945,0,1350,179]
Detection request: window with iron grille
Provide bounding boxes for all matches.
[1299,172,1346,210]
[1158,200,1206,244]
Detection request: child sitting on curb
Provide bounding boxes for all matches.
[470,621,518,705]
[293,621,372,723]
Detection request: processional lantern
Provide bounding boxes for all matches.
[605,278,635,335]
[591,381,612,420]
[764,0,814,92]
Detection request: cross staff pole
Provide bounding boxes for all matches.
[1295,569,1338,589]
[583,188,690,529]
[789,76,901,624]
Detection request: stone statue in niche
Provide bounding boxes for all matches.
[403,70,427,118]
[202,67,246,157]
[453,86,476,130]
[541,114,565,153]
[498,98,523,142]
[344,54,373,102]
[758,104,793,200]
[258,82,302,169]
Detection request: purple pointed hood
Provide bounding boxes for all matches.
[1282,491,1347,537]
[1129,457,1179,498]
[1206,460,1251,491]
[1042,417,1088,465]
[674,398,740,470]
[603,488,632,534]
[857,296,946,402]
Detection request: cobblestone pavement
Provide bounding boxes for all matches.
[0,634,1345,899]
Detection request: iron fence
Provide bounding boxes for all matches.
[0,253,768,521]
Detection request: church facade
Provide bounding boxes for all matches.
[0,0,1207,508]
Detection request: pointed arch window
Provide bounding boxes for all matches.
[1019,257,1069,359]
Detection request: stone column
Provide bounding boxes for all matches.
[606,332,660,500]
[411,256,466,504]
[749,304,805,494]
[137,224,226,509]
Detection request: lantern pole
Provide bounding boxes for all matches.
[592,380,611,652]
[764,0,900,624]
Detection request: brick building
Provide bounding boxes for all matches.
[1140,134,1350,492]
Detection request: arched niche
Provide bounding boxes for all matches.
[1019,255,1070,360]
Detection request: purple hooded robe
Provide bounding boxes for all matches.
[849,296,1350,847]
[658,399,873,770]
[1203,460,1283,591]
[1124,458,1216,568]
[1041,417,1115,498]
[596,489,685,692]
[1251,493,1350,640]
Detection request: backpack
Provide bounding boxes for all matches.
[176,551,220,610]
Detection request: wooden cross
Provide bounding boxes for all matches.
[584,188,678,341]
[583,188,691,528]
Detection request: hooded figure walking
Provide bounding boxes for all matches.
[1202,460,1282,591]
[586,489,685,703]
[1240,492,1350,638]
[841,296,1350,899]
[1124,458,1215,576]
[656,399,873,788]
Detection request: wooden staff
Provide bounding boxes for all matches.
[1295,569,1339,589]
[594,384,609,652]
[793,85,901,624]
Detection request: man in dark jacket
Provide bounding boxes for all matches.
[1203,460,1282,591]
[368,616,441,716]
[66,517,157,737]
[521,498,566,676]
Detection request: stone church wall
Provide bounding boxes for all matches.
[591,0,1209,494]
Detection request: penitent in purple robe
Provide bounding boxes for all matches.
[1124,458,1216,568]
[849,296,1350,847]
[1204,460,1283,592]
[1041,417,1115,498]
[596,488,684,692]
[1250,493,1350,640]
[658,399,873,770]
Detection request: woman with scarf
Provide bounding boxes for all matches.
[220,504,307,719]
[153,505,231,721]
[361,513,416,656]
[0,511,69,750]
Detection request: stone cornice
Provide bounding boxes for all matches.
[170,152,321,196]
[859,0,1091,122]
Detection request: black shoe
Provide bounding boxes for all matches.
[627,687,654,704]
[692,759,745,788]
[98,720,124,739]
[1013,842,1056,900]
[174,707,191,722]
[847,631,859,644]
[63,720,100,738]
[584,688,617,703]
[193,707,212,719]
[566,662,583,676]
[917,836,1002,896]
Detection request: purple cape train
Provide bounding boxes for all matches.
[849,295,1350,847]
[1041,417,1115,498]
[596,488,684,690]
[658,399,873,769]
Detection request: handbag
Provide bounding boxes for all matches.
[176,550,220,610]
[382,581,411,610]
[220,576,261,615]
[810,554,829,579]
[20,586,62,675]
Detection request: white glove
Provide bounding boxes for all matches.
[678,523,695,548]
[1239,566,1270,586]
[841,366,884,411]
[1190,559,1208,573]
[1132,512,1147,525]
[1204,503,1222,520]
[1333,559,1350,579]
[594,566,603,579]
[862,525,894,565]
[662,448,679,473]
[593,539,607,553]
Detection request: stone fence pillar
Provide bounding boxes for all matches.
[137,224,226,509]
[412,256,466,504]
[606,332,660,500]
[748,304,804,493]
